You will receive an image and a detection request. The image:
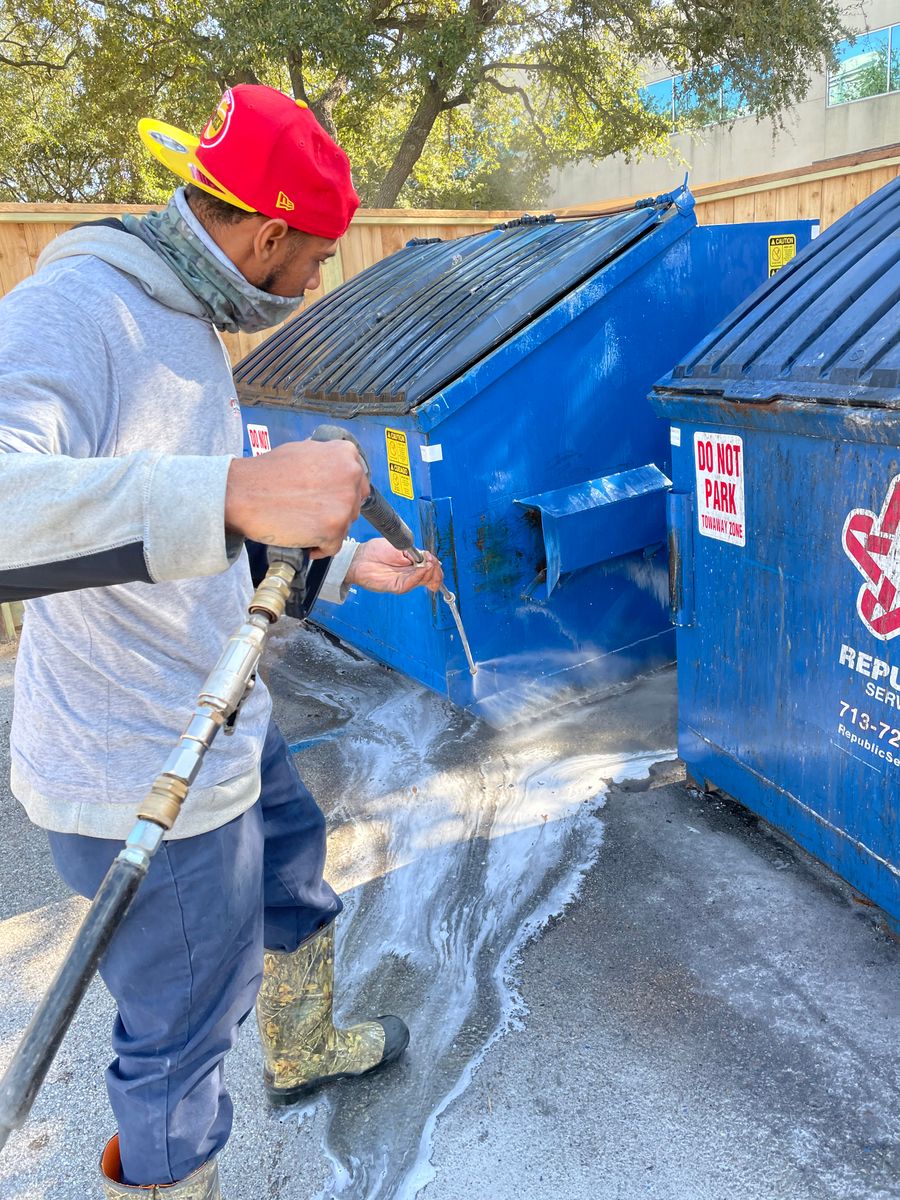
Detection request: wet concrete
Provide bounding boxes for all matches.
[0,625,897,1200]
[426,773,900,1200]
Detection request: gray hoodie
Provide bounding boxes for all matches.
[0,223,348,839]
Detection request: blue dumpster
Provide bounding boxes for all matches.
[236,186,815,716]
[651,177,900,930]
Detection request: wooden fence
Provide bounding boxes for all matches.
[559,142,900,231]
[0,204,518,363]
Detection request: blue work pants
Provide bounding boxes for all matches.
[47,721,342,1186]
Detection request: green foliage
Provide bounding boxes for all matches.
[0,0,845,208]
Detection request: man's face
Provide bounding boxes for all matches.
[257,231,338,298]
[200,206,339,299]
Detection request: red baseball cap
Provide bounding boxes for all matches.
[138,84,359,240]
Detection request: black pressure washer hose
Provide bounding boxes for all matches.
[0,423,448,1153]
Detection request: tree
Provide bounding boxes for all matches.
[0,0,844,208]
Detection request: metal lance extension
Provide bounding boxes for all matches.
[0,561,297,1153]
[442,588,478,675]
[405,547,478,677]
[310,424,478,676]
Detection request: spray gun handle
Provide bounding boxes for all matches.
[310,424,423,561]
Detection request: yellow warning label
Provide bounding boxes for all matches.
[385,428,414,500]
[768,234,797,277]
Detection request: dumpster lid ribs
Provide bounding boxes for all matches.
[234,200,675,416]
[654,176,900,409]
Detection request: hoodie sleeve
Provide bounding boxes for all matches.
[0,281,239,602]
[318,539,358,603]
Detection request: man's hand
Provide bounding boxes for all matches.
[345,539,443,595]
[225,440,369,559]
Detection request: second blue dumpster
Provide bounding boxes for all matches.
[651,177,900,930]
[236,186,815,717]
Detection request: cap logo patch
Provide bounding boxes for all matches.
[201,88,234,148]
[275,191,295,211]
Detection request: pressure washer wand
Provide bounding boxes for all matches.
[0,422,435,1153]
[360,484,477,676]
[411,556,478,678]
[311,425,478,676]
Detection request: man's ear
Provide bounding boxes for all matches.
[252,217,291,262]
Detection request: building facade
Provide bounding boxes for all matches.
[548,0,900,207]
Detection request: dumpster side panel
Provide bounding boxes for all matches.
[664,404,900,927]
[240,405,453,693]
[422,221,815,712]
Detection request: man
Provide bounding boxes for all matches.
[0,84,441,1198]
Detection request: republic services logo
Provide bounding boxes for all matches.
[843,474,900,641]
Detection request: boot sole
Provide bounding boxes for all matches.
[264,1018,410,1107]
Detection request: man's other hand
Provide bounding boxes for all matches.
[225,440,370,558]
[346,539,443,595]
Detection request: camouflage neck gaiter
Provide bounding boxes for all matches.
[123,194,303,334]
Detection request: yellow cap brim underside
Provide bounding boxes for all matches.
[137,118,256,213]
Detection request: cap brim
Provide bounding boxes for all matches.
[138,118,256,213]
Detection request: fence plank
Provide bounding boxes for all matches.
[774,184,800,222]
[729,193,757,224]
[820,176,847,229]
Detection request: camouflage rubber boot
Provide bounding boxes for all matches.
[100,1135,221,1199]
[256,920,409,1105]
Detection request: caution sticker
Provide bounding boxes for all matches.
[385,428,414,500]
[246,423,271,456]
[768,234,797,276]
[694,431,745,546]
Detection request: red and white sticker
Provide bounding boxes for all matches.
[246,423,271,456]
[843,474,900,641]
[694,431,745,546]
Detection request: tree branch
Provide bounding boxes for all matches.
[482,75,548,148]
[482,60,560,73]
[372,16,430,31]
[311,75,349,140]
[287,48,308,104]
[441,92,470,110]
[0,44,77,71]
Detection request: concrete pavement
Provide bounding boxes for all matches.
[0,626,897,1200]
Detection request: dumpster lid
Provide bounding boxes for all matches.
[654,176,900,408]
[234,195,683,415]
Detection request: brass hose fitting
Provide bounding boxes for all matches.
[249,562,296,623]
[137,775,190,831]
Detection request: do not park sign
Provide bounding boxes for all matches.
[694,431,745,547]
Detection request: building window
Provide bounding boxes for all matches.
[827,25,897,105]
[639,70,747,128]
[640,77,675,123]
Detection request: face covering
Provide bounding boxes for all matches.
[122,195,304,334]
